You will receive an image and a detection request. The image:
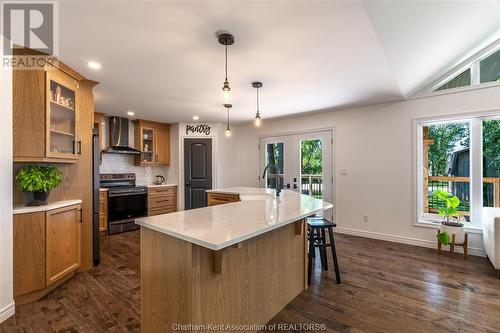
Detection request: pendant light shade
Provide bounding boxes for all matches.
[223,103,232,137]
[218,33,234,103]
[252,81,263,127]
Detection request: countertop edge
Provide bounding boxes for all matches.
[146,184,178,188]
[136,202,333,250]
[13,199,83,215]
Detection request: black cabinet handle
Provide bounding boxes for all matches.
[78,141,82,155]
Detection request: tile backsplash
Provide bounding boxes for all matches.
[100,153,169,186]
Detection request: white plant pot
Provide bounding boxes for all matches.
[440,224,465,244]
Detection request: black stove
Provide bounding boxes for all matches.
[100,173,147,234]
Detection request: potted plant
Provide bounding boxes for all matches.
[432,189,465,245]
[16,164,62,206]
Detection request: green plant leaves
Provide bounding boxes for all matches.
[436,232,451,245]
[448,196,460,208]
[15,164,62,192]
[431,190,461,221]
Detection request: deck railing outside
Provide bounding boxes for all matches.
[301,174,322,199]
[426,176,500,215]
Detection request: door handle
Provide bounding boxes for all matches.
[293,184,298,189]
[185,183,191,187]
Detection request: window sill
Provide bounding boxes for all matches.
[414,220,483,234]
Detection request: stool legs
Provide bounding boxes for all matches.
[328,227,341,284]
[321,228,328,270]
[307,226,314,285]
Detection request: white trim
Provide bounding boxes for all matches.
[0,301,15,323]
[335,227,485,257]
[413,221,482,234]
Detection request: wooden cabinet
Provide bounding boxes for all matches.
[14,204,82,304]
[148,186,177,216]
[14,65,83,163]
[46,206,81,285]
[207,192,240,206]
[134,119,170,166]
[99,190,108,233]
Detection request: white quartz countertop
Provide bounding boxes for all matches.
[13,199,82,215]
[136,187,333,250]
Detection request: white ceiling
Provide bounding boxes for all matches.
[58,1,500,124]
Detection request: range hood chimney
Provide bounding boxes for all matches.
[105,117,141,154]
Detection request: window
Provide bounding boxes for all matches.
[431,43,500,93]
[480,49,500,84]
[435,69,471,91]
[265,142,284,189]
[417,115,500,225]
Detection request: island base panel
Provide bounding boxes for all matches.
[141,220,307,332]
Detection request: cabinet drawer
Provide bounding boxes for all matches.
[207,193,240,206]
[149,187,175,198]
[149,196,176,208]
[148,205,176,216]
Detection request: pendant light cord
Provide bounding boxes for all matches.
[256,87,260,114]
[226,107,230,128]
[225,45,228,82]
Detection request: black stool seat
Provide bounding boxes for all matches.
[307,217,341,285]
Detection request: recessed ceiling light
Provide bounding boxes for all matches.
[192,115,199,121]
[127,111,135,116]
[87,61,101,70]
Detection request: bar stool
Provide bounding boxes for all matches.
[307,217,341,285]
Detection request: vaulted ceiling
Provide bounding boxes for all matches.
[58,0,500,123]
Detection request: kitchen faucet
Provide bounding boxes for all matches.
[262,164,281,197]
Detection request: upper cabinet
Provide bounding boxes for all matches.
[133,119,170,166]
[13,64,97,163]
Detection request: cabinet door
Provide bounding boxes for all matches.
[99,191,108,232]
[140,127,156,165]
[155,127,170,165]
[46,205,81,286]
[46,69,80,160]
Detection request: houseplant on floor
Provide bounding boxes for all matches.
[432,189,465,245]
[16,164,62,206]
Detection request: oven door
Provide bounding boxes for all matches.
[108,192,147,222]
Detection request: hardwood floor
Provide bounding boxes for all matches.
[1,230,499,332]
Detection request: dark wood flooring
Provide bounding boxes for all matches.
[1,230,499,332]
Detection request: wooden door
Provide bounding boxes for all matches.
[155,127,170,165]
[46,205,81,286]
[184,138,212,210]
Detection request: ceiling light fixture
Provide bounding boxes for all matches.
[223,103,232,137]
[127,111,135,116]
[193,115,199,121]
[252,81,263,127]
[218,33,234,103]
[87,61,101,70]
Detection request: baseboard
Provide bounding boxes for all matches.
[0,301,15,323]
[335,227,486,257]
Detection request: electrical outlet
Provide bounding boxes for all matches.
[363,215,369,223]
[340,168,348,175]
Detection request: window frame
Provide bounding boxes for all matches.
[413,39,500,98]
[413,110,500,231]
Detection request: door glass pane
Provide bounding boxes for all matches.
[300,139,323,198]
[265,143,284,189]
[482,119,500,207]
[49,80,76,154]
[480,49,500,84]
[423,123,470,220]
[141,128,154,162]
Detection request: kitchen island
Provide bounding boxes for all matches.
[136,187,333,332]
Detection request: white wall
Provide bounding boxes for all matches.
[0,38,15,322]
[229,86,500,256]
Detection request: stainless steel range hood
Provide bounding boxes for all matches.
[104,117,141,154]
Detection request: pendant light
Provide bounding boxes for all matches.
[252,81,263,127]
[218,33,234,103]
[223,103,232,137]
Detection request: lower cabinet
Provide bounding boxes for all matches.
[148,186,177,216]
[207,192,240,206]
[14,204,81,304]
[99,190,108,233]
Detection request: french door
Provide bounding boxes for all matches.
[259,130,333,220]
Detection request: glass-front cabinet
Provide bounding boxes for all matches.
[47,69,80,160]
[140,127,155,164]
